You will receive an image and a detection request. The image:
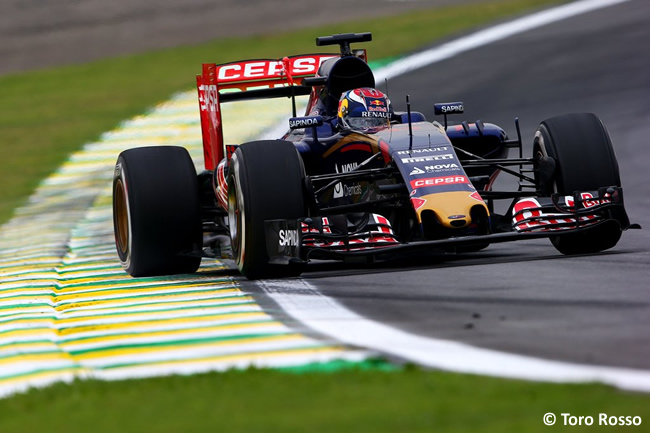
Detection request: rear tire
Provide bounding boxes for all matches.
[228,140,307,279]
[533,113,622,254]
[113,146,202,276]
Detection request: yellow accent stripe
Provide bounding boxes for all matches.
[4,307,241,330]
[58,321,285,347]
[72,334,306,361]
[417,190,489,227]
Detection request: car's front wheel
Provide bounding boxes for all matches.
[227,140,307,279]
[533,113,622,255]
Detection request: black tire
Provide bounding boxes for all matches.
[113,146,202,276]
[533,113,622,254]
[228,140,306,279]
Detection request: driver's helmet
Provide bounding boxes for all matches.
[337,88,392,133]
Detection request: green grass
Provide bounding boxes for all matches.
[1,367,649,433]
[0,0,566,225]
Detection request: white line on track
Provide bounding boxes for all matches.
[259,279,650,392]
[258,0,650,393]
[262,0,630,139]
[375,0,631,81]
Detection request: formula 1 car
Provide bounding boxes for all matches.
[112,32,639,279]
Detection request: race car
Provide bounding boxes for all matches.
[112,32,640,279]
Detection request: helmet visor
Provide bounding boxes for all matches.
[345,116,389,131]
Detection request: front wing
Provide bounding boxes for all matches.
[264,186,639,264]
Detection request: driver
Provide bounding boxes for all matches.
[337,88,392,133]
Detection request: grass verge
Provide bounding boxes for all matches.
[0,0,566,224]
[1,367,649,433]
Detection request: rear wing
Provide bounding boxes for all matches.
[196,54,342,170]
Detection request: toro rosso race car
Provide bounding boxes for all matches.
[112,32,640,279]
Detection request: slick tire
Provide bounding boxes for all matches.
[113,146,202,277]
[227,140,306,279]
[533,113,622,255]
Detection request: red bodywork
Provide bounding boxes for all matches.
[196,54,351,170]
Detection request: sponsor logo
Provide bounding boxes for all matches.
[198,86,206,111]
[410,176,468,189]
[563,193,611,212]
[409,163,459,175]
[434,102,464,114]
[470,191,484,202]
[361,111,389,118]
[411,197,426,210]
[333,182,343,198]
[338,98,349,118]
[198,84,219,112]
[439,104,463,113]
[401,154,454,163]
[278,229,299,247]
[567,192,610,209]
[426,163,458,172]
[207,85,219,113]
[335,162,358,173]
[333,182,362,198]
[219,61,283,80]
[289,116,323,129]
[346,183,363,196]
[397,147,448,155]
[216,56,336,82]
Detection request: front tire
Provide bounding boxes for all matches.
[228,140,306,279]
[533,113,622,255]
[113,146,202,276]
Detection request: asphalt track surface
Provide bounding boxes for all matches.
[0,0,487,76]
[250,0,650,371]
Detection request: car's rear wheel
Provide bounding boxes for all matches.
[533,113,622,255]
[228,140,306,279]
[113,146,202,276]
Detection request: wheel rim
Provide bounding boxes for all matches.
[533,129,558,195]
[114,179,129,255]
[228,178,242,260]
